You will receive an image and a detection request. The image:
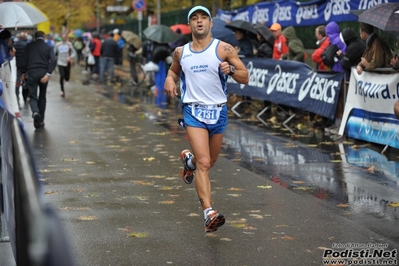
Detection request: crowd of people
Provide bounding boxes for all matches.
[216,20,395,135]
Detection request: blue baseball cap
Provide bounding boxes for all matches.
[187,6,212,22]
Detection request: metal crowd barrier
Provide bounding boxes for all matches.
[0,60,74,265]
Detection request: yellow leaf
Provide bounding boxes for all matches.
[293,186,313,191]
[231,223,247,228]
[227,194,242,197]
[280,235,295,240]
[228,187,243,191]
[159,200,175,204]
[366,165,375,173]
[257,185,272,189]
[44,190,56,195]
[76,216,97,221]
[127,232,148,238]
[291,180,306,184]
[388,202,399,208]
[336,203,349,208]
[133,181,154,186]
[160,186,173,190]
[143,157,156,161]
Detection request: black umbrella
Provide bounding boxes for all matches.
[225,20,257,37]
[253,24,275,46]
[143,25,178,44]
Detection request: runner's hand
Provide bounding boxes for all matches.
[219,62,231,75]
[164,77,178,100]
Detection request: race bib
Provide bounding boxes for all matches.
[191,104,222,124]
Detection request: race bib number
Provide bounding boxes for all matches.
[191,104,222,124]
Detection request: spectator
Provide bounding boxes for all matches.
[45,34,55,47]
[14,31,29,103]
[152,41,172,108]
[170,28,191,50]
[253,25,273,58]
[338,27,366,79]
[270,23,288,60]
[0,29,15,65]
[89,32,102,77]
[73,36,84,64]
[357,22,393,75]
[55,33,76,98]
[100,32,118,85]
[281,26,306,62]
[325,21,346,73]
[113,29,124,65]
[312,25,330,71]
[20,31,57,129]
[233,29,254,57]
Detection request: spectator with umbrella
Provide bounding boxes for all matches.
[225,20,255,57]
[253,24,274,58]
[143,24,176,108]
[356,22,392,75]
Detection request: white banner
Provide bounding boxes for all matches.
[339,68,399,148]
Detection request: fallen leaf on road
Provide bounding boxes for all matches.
[127,232,148,238]
[388,202,399,208]
[143,157,156,161]
[77,216,97,221]
[280,235,295,240]
[257,185,272,189]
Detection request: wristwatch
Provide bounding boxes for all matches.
[228,65,235,76]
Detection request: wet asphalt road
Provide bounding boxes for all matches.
[1,66,398,265]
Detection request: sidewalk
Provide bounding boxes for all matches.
[2,66,397,265]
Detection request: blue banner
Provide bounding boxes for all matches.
[227,58,344,119]
[217,0,399,27]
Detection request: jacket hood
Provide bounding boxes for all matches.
[282,26,296,41]
[340,28,357,46]
[326,21,340,40]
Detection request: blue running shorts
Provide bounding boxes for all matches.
[182,104,228,137]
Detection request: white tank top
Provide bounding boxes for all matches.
[180,39,228,105]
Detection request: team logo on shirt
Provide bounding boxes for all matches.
[190,64,209,73]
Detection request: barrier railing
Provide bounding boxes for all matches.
[0,60,74,265]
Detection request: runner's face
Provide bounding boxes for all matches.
[189,11,212,38]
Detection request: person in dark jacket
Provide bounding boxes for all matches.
[20,31,57,129]
[100,33,119,84]
[233,29,254,57]
[13,32,29,103]
[338,28,366,79]
[254,25,273,58]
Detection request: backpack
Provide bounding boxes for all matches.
[117,38,125,49]
[322,44,339,67]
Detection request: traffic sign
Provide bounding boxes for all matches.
[132,0,146,12]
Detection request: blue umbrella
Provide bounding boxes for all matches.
[211,18,239,47]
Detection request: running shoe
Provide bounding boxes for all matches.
[180,149,195,184]
[204,210,225,233]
